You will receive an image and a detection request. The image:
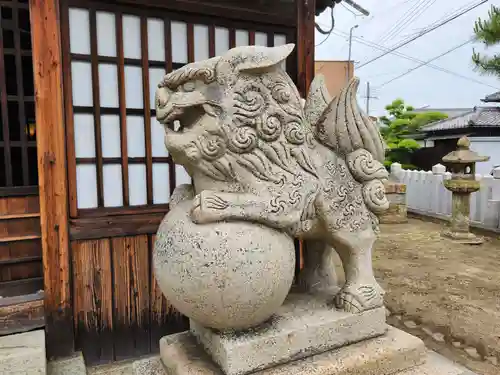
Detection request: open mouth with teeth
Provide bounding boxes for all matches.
[160,104,206,133]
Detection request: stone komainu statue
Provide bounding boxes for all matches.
[155,44,389,314]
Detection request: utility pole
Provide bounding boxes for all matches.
[366,81,370,114]
[346,24,358,85]
[362,81,378,115]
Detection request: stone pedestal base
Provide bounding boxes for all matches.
[158,328,474,375]
[190,293,386,375]
[379,181,407,224]
[441,230,484,245]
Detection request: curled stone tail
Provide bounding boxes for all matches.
[347,149,389,215]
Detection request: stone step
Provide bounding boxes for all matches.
[0,329,46,374]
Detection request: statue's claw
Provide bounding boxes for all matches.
[190,190,230,224]
[335,283,384,314]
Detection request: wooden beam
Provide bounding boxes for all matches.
[0,292,45,336]
[296,0,315,275]
[296,0,316,98]
[29,0,74,358]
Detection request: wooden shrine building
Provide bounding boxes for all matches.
[0,0,318,366]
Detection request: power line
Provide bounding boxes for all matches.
[396,0,481,42]
[377,38,475,88]
[382,0,438,45]
[374,0,424,44]
[330,29,500,90]
[356,0,488,69]
[379,0,434,46]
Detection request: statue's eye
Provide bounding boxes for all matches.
[183,82,196,92]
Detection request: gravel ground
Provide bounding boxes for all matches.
[371,218,500,375]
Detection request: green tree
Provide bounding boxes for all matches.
[472,5,500,78]
[379,99,448,170]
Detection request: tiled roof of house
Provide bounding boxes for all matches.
[411,107,472,118]
[420,106,500,132]
[481,91,500,103]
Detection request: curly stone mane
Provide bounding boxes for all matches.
[193,69,319,184]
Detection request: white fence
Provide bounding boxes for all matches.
[390,163,500,231]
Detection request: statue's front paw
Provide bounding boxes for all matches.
[191,190,230,224]
[335,282,384,313]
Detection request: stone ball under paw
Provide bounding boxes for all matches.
[153,199,295,331]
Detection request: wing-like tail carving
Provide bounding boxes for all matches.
[312,77,385,162]
[305,76,389,215]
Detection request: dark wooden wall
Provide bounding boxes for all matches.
[0,193,42,297]
[30,0,315,365]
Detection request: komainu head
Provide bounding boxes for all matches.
[155,44,315,183]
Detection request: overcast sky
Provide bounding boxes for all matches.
[315,0,500,116]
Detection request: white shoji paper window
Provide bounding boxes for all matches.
[103,164,124,207]
[215,27,229,56]
[100,115,121,158]
[147,19,165,62]
[123,15,141,59]
[235,30,249,46]
[69,8,90,54]
[68,6,291,212]
[96,12,116,57]
[171,21,188,64]
[255,32,267,46]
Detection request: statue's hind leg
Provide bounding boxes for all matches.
[329,227,384,313]
[296,240,340,294]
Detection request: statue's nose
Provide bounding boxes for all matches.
[155,86,171,108]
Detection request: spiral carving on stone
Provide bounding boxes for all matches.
[347,149,388,183]
[362,180,389,214]
[234,89,266,118]
[257,115,282,142]
[197,135,227,161]
[228,126,258,153]
[271,81,291,104]
[284,121,305,145]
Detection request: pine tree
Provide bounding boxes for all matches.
[472,5,500,78]
[379,99,448,170]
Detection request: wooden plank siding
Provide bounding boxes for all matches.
[71,235,188,364]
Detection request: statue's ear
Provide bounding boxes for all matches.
[237,44,295,73]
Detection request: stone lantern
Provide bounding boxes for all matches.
[441,136,489,244]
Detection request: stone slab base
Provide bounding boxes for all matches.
[0,329,46,374]
[441,230,484,245]
[160,327,433,375]
[135,349,476,375]
[190,293,386,375]
[47,352,86,375]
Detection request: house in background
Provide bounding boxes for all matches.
[315,60,353,96]
[411,95,500,174]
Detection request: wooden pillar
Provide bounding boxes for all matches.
[29,0,74,358]
[297,0,315,98]
[296,0,315,272]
